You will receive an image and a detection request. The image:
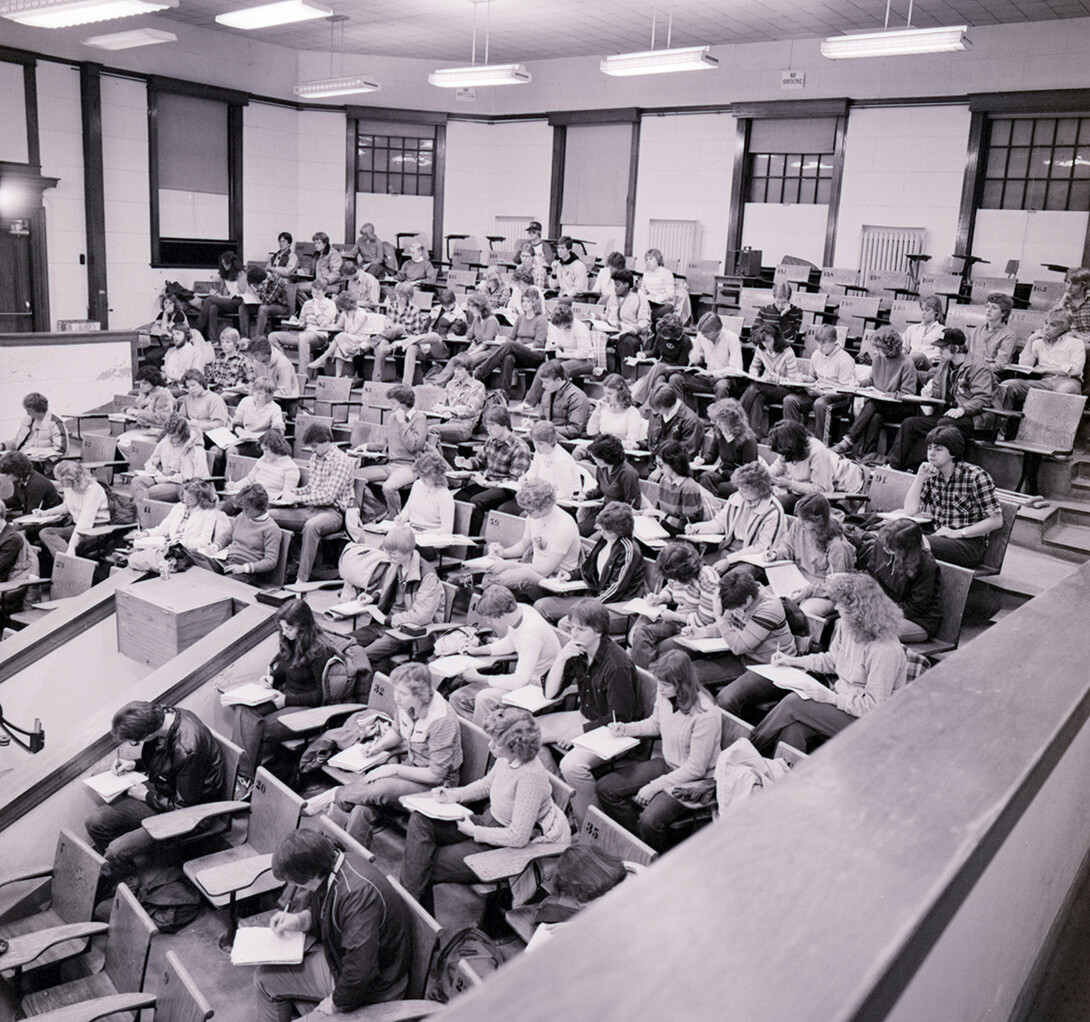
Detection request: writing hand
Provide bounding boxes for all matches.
[607,722,626,737]
[770,650,794,667]
[433,787,451,803]
[113,758,136,776]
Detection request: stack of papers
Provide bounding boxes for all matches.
[502,686,560,713]
[231,928,305,967]
[633,517,669,544]
[611,597,667,621]
[764,562,810,599]
[326,745,391,774]
[399,794,473,821]
[876,510,932,524]
[323,600,385,623]
[220,683,279,707]
[83,770,150,803]
[571,727,640,761]
[748,664,818,691]
[538,577,588,594]
[428,654,492,679]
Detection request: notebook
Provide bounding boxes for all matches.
[399,794,473,821]
[610,598,667,621]
[220,683,279,707]
[230,927,305,967]
[571,727,640,761]
[764,563,811,599]
[502,686,561,713]
[747,664,818,691]
[83,769,150,803]
[323,600,386,624]
[326,745,392,774]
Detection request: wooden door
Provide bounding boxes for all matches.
[0,228,34,332]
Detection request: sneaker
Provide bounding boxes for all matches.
[233,777,254,802]
[830,439,853,455]
[303,787,340,817]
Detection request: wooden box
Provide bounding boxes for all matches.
[115,575,235,668]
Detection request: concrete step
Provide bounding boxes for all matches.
[1011,500,1090,563]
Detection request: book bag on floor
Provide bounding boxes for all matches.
[128,864,202,933]
[425,926,502,1003]
[103,484,137,525]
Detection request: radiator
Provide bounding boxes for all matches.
[493,216,536,246]
[648,219,702,272]
[858,225,926,280]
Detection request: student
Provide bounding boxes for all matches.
[646,383,704,458]
[313,662,463,844]
[639,248,676,325]
[397,287,466,386]
[994,308,1085,439]
[4,392,67,459]
[178,370,230,436]
[399,707,570,913]
[204,328,255,395]
[431,355,487,442]
[739,324,801,433]
[271,423,354,584]
[344,222,395,279]
[506,267,537,318]
[484,478,582,602]
[270,284,337,373]
[397,450,455,535]
[679,571,795,690]
[522,304,595,404]
[513,420,583,505]
[117,367,176,457]
[688,461,786,569]
[147,294,188,341]
[577,434,641,536]
[248,265,291,339]
[857,518,943,643]
[371,282,429,383]
[654,441,706,536]
[597,650,720,851]
[354,385,427,518]
[697,398,759,498]
[129,415,208,504]
[231,377,286,444]
[1054,267,1090,338]
[346,262,382,309]
[233,600,337,789]
[766,421,865,515]
[830,327,916,457]
[886,327,995,471]
[633,314,692,401]
[551,236,589,296]
[0,503,35,584]
[449,585,561,722]
[754,282,803,344]
[672,312,743,404]
[901,425,1003,567]
[534,360,592,439]
[222,429,299,509]
[479,265,512,311]
[300,231,344,295]
[903,295,945,370]
[396,241,437,285]
[523,220,553,266]
[473,288,550,394]
[162,325,205,386]
[764,493,855,616]
[452,405,532,533]
[783,325,857,443]
[628,542,720,669]
[197,251,250,340]
[537,598,639,822]
[586,374,645,448]
[190,483,282,582]
[307,292,374,376]
[515,243,548,291]
[750,572,908,755]
[534,501,645,623]
[0,451,60,516]
[126,479,220,572]
[249,336,301,397]
[266,230,298,279]
[603,269,651,371]
[256,829,410,1017]
[967,292,1017,369]
[85,701,224,882]
[427,294,498,386]
[592,251,627,296]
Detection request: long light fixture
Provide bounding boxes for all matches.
[83,26,176,48]
[216,0,330,30]
[601,45,717,76]
[294,75,379,98]
[1,0,176,28]
[429,0,530,89]
[821,24,970,58]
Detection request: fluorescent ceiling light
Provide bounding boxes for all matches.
[83,26,175,48]
[216,0,330,30]
[294,75,380,98]
[1,0,176,28]
[428,63,530,88]
[821,25,970,59]
[600,45,718,77]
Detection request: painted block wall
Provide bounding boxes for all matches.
[835,105,970,272]
[243,102,301,262]
[295,108,350,245]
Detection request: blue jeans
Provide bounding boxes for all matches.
[596,758,693,852]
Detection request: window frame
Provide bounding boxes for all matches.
[979,115,1090,213]
[356,131,436,198]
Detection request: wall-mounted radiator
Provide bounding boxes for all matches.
[493,216,535,247]
[858,225,926,280]
[648,219,702,272]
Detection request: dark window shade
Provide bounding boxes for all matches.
[748,117,837,155]
[561,122,631,226]
[156,92,229,195]
[356,119,435,139]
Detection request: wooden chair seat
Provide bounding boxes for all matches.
[504,905,538,945]
[0,910,94,972]
[22,992,157,1022]
[22,969,116,1018]
[0,921,107,974]
[464,842,571,883]
[182,846,279,909]
[141,800,250,841]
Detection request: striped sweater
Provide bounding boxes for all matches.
[696,494,786,552]
[690,586,794,661]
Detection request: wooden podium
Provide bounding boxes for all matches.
[116,574,235,667]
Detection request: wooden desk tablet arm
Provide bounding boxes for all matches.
[195,854,274,900]
[0,922,109,970]
[141,800,251,841]
[25,992,158,1022]
[0,863,54,892]
[464,843,571,883]
[277,703,367,735]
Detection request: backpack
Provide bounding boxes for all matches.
[780,596,813,655]
[127,864,202,933]
[425,927,502,1003]
[103,484,137,525]
[321,632,373,703]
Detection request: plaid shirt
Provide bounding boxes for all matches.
[205,353,255,390]
[1056,291,1090,334]
[297,448,354,510]
[920,462,1001,531]
[386,299,429,336]
[254,274,289,307]
[470,433,532,480]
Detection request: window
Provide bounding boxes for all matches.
[356,132,435,197]
[981,116,1090,212]
[748,153,833,205]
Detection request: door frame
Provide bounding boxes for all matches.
[0,162,58,332]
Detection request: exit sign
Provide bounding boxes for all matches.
[781,70,805,90]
